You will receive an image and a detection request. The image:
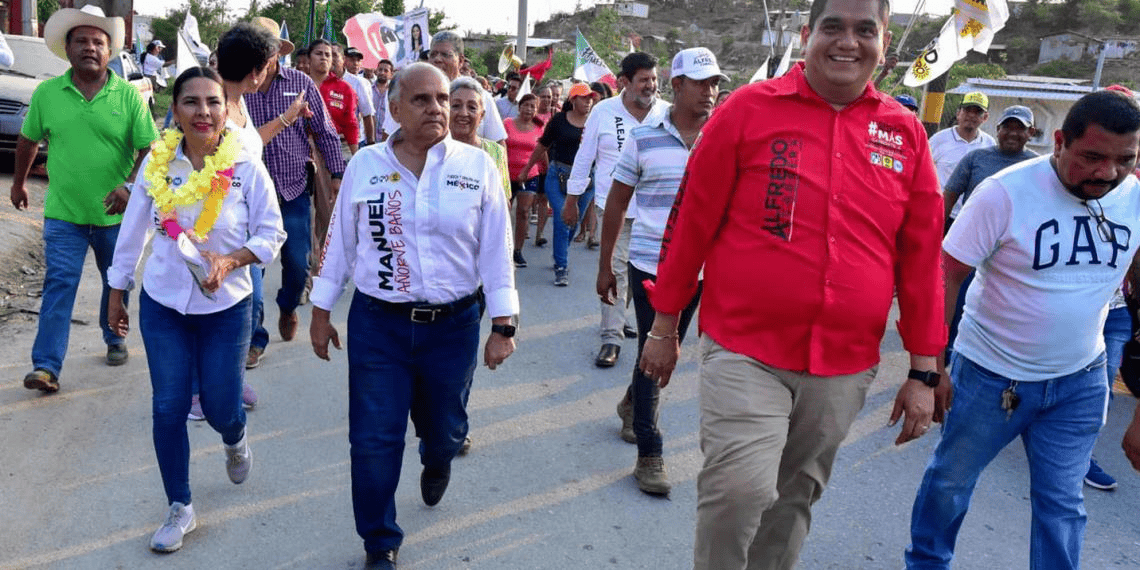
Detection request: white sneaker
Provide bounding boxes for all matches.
[150,502,196,553]
[225,434,252,484]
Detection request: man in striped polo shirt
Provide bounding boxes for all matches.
[596,47,724,495]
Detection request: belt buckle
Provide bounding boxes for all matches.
[410,307,438,323]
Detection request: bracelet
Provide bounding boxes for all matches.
[646,331,677,341]
[279,115,294,127]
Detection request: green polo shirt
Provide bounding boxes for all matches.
[22,68,158,226]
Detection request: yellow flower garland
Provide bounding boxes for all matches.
[144,128,241,241]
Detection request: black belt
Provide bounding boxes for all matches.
[363,290,482,324]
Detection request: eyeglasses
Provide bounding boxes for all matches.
[1084,199,1129,248]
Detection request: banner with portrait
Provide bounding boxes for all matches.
[343,8,431,70]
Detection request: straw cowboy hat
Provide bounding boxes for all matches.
[251,17,295,56]
[43,5,124,61]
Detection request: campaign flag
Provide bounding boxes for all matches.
[749,54,771,83]
[518,74,532,98]
[772,36,799,77]
[573,28,617,88]
[279,21,292,68]
[175,11,210,78]
[344,9,427,69]
[520,48,553,83]
[905,0,1009,87]
[323,4,335,41]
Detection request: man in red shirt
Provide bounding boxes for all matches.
[308,39,359,154]
[639,0,946,567]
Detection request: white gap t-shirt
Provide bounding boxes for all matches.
[944,155,1140,381]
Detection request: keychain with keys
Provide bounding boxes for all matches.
[1001,381,1020,420]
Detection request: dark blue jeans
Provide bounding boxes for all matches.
[139,290,250,505]
[32,218,127,377]
[346,290,481,552]
[627,264,702,457]
[251,192,310,347]
[945,270,975,362]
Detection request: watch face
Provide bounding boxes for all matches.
[494,324,516,337]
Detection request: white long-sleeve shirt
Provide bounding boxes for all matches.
[345,71,376,141]
[108,132,286,314]
[311,135,519,318]
[566,94,668,210]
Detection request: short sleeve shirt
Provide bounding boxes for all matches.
[22,69,158,226]
[538,112,583,165]
[928,126,996,186]
[944,146,1037,204]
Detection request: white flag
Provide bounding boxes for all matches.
[573,28,617,87]
[773,36,799,78]
[518,74,532,98]
[904,0,1009,87]
[750,55,771,83]
[903,16,961,87]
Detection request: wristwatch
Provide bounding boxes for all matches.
[490,324,516,338]
[908,369,941,388]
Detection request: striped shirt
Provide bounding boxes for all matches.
[611,108,690,275]
[244,67,347,201]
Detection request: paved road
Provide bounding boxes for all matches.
[0,177,1137,569]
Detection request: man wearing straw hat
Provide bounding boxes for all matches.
[11,4,158,393]
[244,17,346,366]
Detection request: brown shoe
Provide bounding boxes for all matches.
[246,346,265,369]
[634,456,671,495]
[23,369,59,393]
[616,395,636,444]
[278,311,298,341]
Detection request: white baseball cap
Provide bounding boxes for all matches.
[671,47,728,81]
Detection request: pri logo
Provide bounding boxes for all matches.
[867,121,905,148]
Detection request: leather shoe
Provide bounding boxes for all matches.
[623,325,637,339]
[595,343,620,368]
[365,548,398,569]
[278,311,298,341]
[421,464,451,506]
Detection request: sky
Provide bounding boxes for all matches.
[134,0,957,36]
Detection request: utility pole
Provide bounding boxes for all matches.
[516,0,528,65]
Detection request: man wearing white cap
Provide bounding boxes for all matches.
[10,5,159,393]
[597,47,723,495]
[564,51,669,374]
[141,39,166,88]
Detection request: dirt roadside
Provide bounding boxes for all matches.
[0,172,48,329]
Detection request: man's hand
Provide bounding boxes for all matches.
[889,380,935,445]
[310,308,341,361]
[596,266,617,306]
[11,182,28,210]
[484,332,515,369]
[1123,405,1140,472]
[285,91,312,124]
[640,335,680,388]
[104,186,130,215]
[107,289,129,338]
[561,195,579,227]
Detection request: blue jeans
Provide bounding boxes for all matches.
[627,264,702,457]
[138,290,250,505]
[543,162,592,269]
[251,192,310,346]
[31,218,127,377]
[346,291,482,552]
[906,353,1109,570]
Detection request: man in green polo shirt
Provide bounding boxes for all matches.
[9,5,156,393]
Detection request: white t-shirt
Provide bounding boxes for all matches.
[567,94,669,210]
[929,126,996,219]
[945,155,1140,380]
[142,53,164,77]
[344,71,375,142]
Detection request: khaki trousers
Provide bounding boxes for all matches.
[694,336,876,570]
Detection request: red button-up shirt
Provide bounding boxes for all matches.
[319,74,359,145]
[652,64,946,376]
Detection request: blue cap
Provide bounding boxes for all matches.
[894,94,918,110]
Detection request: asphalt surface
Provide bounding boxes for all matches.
[0,174,1138,569]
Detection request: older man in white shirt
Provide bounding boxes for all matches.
[310,62,517,570]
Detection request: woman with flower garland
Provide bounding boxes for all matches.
[106,66,286,553]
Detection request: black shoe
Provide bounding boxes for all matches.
[513,250,527,268]
[365,548,398,569]
[595,343,621,367]
[421,464,451,506]
[106,344,129,366]
[623,325,637,339]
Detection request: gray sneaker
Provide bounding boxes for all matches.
[634,456,671,495]
[225,435,252,484]
[554,266,569,287]
[150,502,197,553]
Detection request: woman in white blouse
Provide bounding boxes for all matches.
[106,67,286,553]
